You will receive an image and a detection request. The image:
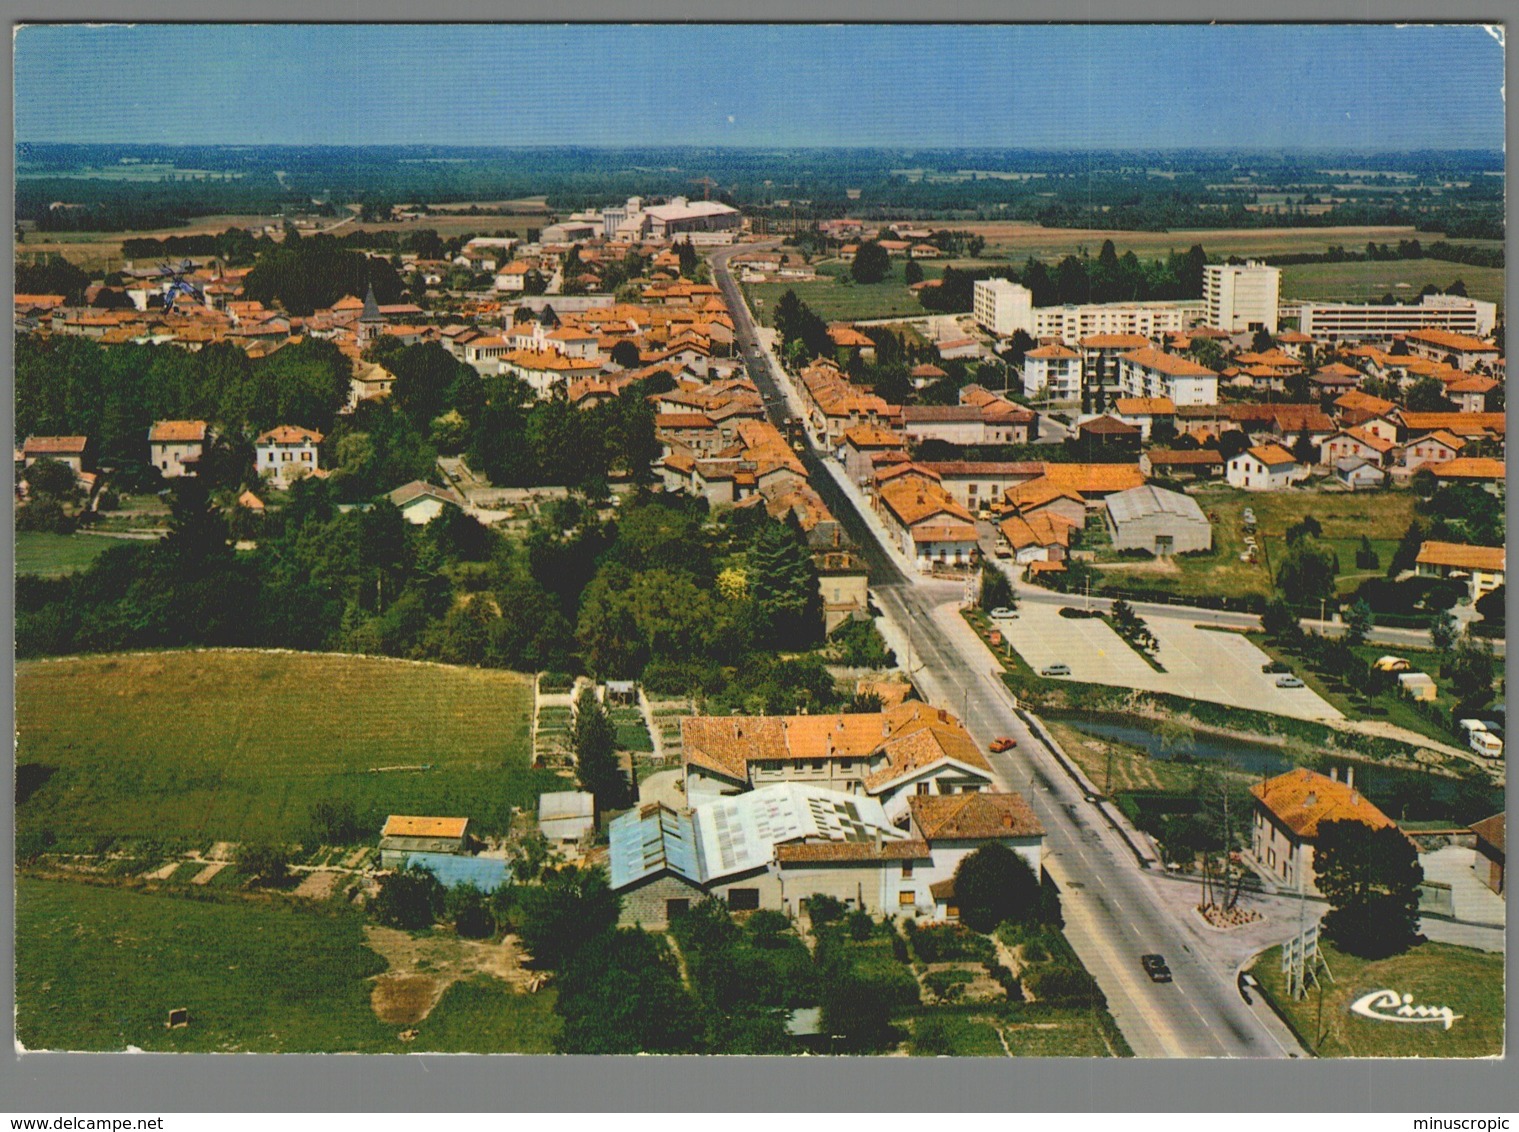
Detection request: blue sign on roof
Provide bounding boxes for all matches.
[405,852,511,893]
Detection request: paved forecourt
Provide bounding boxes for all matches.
[1002,600,1341,721]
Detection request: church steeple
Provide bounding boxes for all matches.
[359,282,382,345]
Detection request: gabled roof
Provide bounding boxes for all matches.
[908,792,1045,841]
[23,435,88,455]
[1415,540,1505,573]
[386,480,466,508]
[1470,813,1505,855]
[1243,443,1297,468]
[382,815,469,839]
[256,425,323,446]
[1426,457,1505,481]
[1120,347,1217,378]
[148,420,209,443]
[1114,397,1177,416]
[1249,768,1394,841]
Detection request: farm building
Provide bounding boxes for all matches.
[379,815,470,867]
[1103,484,1212,555]
[404,852,511,892]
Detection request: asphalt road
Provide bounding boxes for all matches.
[710,243,1298,1058]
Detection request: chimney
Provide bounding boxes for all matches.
[1346,766,1354,790]
[1305,791,1318,808]
[1329,767,1338,782]
[1003,815,1014,829]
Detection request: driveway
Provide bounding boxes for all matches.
[1002,600,1342,722]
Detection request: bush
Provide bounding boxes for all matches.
[96,489,120,512]
[1023,964,1103,1007]
[371,865,446,930]
[845,909,876,941]
[986,962,1023,1001]
[538,670,577,693]
[307,798,364,845]
[746,909,792,947]
[447,883,496,939]
[923,968,975,1002]
[1021,941,1049,963]
[911,1014,955,1056]
[806,894,846,925]
[235,842,290,887]
[907,922,995,965]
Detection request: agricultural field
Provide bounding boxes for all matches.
[1251,939,1503,1058]
[1281,258,1504,310]
[951,222,1447,263]
[16,649,556,846]
[1090,485,1417,603]
[17,214,279,273]
[15,531,118,576]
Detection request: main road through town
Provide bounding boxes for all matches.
[711,242,1300,1059]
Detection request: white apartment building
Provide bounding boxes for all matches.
[255,425,323,488]
[972,278,1034,336]
[1204,261,1281,333]
[1021,343,1082,400]
[1118,347,1219,406]
[1031,300,1203,345]
[1293,293,1498,340]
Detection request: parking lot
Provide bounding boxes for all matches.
[1000,601,1342,722]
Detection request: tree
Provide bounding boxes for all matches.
[1275,537,1339,606]
[1291,430,1320,467]
[236,842,289,887]
[1261,596,1301,641]
[1217,429,1250,463]
[554,928,702,1054]
[1473,585,1505,630]
[1429,609,1460,654]
[1446,634,1497,710]
[903,258,924,286]
[1343,598,1374,647]
[610,338,642,368]
[980,567,1014,612]
[952,843,1042,932]
[1314,819,1423,958]
[1251,327,1275,353]
[447,883,496,939]
[569,686,629,813]
[747,520,822,649]
[850,241,891,285]
[514,865,621,969]
[370,864,446,929]
[307,798,363,845]
[1405,375,1453,414]
[22,457,78,499]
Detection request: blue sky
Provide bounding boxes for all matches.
[13,24,1506,149]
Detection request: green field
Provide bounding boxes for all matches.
[16,650,556,846]
[15,877,561,1053]
[1281,258,1504,311]
[1091,486,1416,602]
[1251,939,1503,1058]
[745,259,945,326]
[15,531,119,576]
[16,876,397,1052]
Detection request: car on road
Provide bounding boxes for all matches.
[1141,954,1173,983]
[989,607,1017,620]
[1275,674,1305,688]
[1041,663,1072,677]
[1238,971,1259,1004]
[988,737,1017,752]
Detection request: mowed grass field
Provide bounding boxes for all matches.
[1092,486,1416,601]
[16,650,556,845]
[1282,258,1505,310]
[1252,939,1503,1058]
[15,876,563,1053]
[951,222,1444,262]
[745,258,942,326]
[15,531,120,576]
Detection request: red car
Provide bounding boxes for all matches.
[989,737,1017,752]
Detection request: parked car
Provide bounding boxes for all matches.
[1275,675,1305,688]
[989,737,1017,753]
[989,607,1017,620]
[1238,971,1259,1004]
[1041,663,1072,677]
[1141,954,1173,983]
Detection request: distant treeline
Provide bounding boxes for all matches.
[1262,239,1503,270]
[918,242,1208,313]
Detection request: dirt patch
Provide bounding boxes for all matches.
[362,924,539,1027]
[142,861,178,881]
[207,841,237,862]
[292,870,343,900]
[372,975,443,1027]
[1093,558,1181,576]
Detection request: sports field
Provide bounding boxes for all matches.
[15,649,554,846]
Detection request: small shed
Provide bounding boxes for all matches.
[1335,457,1386,490]
[605,679,638,705]
[538,791,596,848]
[379,815,470,868]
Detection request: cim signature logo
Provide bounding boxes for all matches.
[1349,989,1463,1031]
